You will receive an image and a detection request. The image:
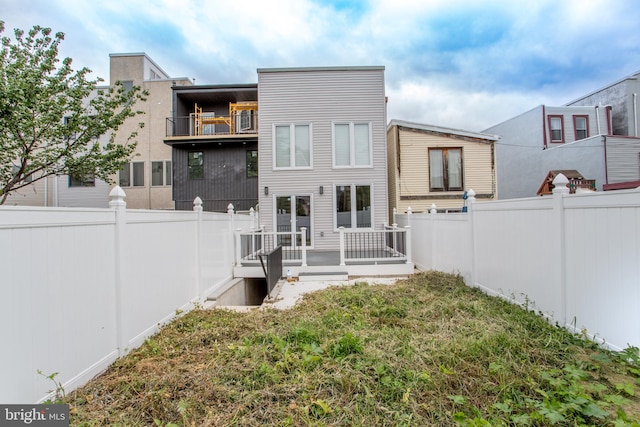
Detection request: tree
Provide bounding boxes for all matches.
[0,22,148,204]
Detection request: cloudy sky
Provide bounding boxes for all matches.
[2,0,640,132]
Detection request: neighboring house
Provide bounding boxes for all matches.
[3,52,192,209]
[486,69,640,200]
[386,120,498,215]
[110,53,193,209]
[257,66,388,251]
[3,88,112,208]
[483,104,619,199]
[565,69,640,137]
[163,84,259,212]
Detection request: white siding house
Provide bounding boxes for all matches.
[257,67,388,251]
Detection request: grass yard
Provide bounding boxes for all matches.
[65,271,640,426]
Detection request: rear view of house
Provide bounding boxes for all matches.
[257,66,389,250]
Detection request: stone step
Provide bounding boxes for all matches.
[298,271,349,282]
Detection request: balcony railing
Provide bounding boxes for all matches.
[166,112,258,138]
[236,226,411,267]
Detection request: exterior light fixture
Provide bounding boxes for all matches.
[319,186,324,195]
[264,186,269,195]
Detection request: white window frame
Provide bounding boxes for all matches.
[271,193,314,249]
[151,160,172,187]
[333,183,374,231]
[272,123,313,170]
[332,121,373,168]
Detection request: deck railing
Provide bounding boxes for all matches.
[236,225,411,267]
[166,112,258,138]
[340,226,410,265]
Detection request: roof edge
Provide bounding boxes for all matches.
[389,119,500,141]
[258,66,385,73]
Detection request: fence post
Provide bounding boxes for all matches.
[466,189,477,288]
[193,197,203,302]
[405,225,412,265]
[430,203,437,270]
[406,206,412,229]
[300,227,308,267]
[249,207,255,230]
[109,186,127,357]
[393,207,397,226]
[339,227,346,266]
[552,173,569,327]
[392,222,398,254]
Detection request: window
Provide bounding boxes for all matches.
[335,184,371,229]
[119,162,145,187]
[274,124,311,168]
[573,115,589,140]
[11,165,32,184]
[188,152,204,179]
[69,172,95,187]
[333,122,372,167]
[429,148,463,191]
[121,80,134,93]
[548,115,565,143]
[152,160,172,186]
[237,110,255,133]
[247,150,258,177]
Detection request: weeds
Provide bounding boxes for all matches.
[67,271,640,426]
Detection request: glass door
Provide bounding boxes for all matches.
[275,195,312,247]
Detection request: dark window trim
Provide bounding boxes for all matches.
[428,147,464,192]
[548,115,565,143]
[572,114,589,140]
[188,151,204,180]
[246,149,258,178]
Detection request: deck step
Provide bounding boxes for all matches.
[298,271,349,282]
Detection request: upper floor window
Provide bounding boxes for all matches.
[11,165,32,184]
[274,124,311,169]
[188,152,204,179]
[333,122,372,167]
[548,115,565,143]
[119,162,145,187]
[152,160,172,186]
[69,172,95,187]
[429,148,463,192]
[573,115,589,140]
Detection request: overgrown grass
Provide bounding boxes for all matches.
[67,271,640,426]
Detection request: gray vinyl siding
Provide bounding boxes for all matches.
[258,67,388,250]
[56,176,111,208]
[606,136,640,183]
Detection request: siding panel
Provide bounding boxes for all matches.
[258,68,388,250]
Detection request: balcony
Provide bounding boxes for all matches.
[166,102,258,139]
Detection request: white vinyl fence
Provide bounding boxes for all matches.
[397,179,640,352]
[0,187,253,404]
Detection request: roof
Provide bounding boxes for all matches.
[389,119,500,142]
[565,69,640,106]
[257,66,385,73]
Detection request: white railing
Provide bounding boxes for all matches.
[236,228,308,266]
[339,226,410,265]
[236,225,411,267]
